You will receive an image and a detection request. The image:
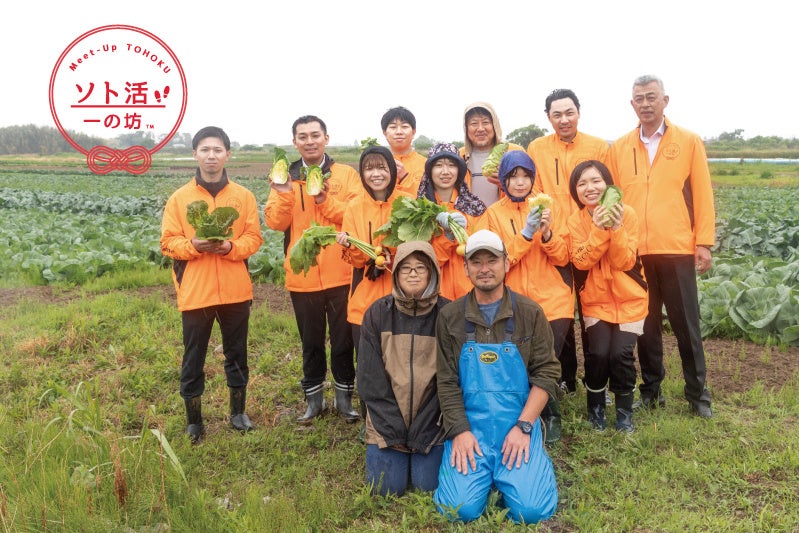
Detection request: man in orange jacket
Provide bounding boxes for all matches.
[265,115,362,423]
[608,75,715,418]
[381,106,427,196]
[527,89,610,396]
[161,126,264,443]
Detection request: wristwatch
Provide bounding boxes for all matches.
[516,419,533,434]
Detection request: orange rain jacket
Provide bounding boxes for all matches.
[393,151,427,196]
[567,205,648,324]
[475,198,574,321]
[607,117,715,255]
[264,157,361,292]
[527,131,609,231]
[430,194,478,302]
[160,174,263,312]
[340,188,412,325]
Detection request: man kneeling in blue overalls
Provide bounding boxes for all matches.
[434,229,560,524]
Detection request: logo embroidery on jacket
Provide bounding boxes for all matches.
[662,143,680,160]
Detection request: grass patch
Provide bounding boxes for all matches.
[1,276,798,531]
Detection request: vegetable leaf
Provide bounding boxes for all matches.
[598,185,623,227]
[186,200,239,241]
[481,142,508,176]
[288,222,337,275]
[373,197,446,247]
[269,148,290,184]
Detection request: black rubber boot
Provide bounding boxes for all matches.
[615,392,635,433]
[334,382,360,423]
[540,396,562,446]
[229,387,254,432]
[297,386,325,425]
[587,390,607,431]
[184,396,205,444]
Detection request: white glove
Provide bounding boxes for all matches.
[436,211,467,241]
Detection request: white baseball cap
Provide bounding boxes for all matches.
[465,229,506,259]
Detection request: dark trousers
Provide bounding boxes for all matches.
[366,444,444,496]
[180,301,251,399]
[351,323,362,359]
[290,286,354,391]
[583,321,637,394]
[560,264,590,386]
[638,255,711,406]
[550,318,575,382]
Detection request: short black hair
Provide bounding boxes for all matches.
[569,159,614,209]
[545,89,580,114]
[192,126,230,150]
[381,106,417,131]
[292,115,327,137]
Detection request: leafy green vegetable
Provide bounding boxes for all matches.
[269,148,290,184]
[373,197,446,247]
[301,165,330,196]
[186,200,239,241]
[359,137,379,150]
[288,222,379,275]
[598,185,623,227]
[481,142,508,176]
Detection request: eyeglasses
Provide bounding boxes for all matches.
[398,264,428,276]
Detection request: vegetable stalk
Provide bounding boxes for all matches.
[447,214,469,256]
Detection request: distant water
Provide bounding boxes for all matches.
[709,158,799,164]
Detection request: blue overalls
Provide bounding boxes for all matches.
[434,295,558,523]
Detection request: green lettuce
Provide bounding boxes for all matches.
[598,185,623,227]
[269,148,290,184]
[481,142,508,176]
[301,165,330,196]
[186,200,239,241]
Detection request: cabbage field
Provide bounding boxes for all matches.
[0,169,285,285]
[1,167,797,345]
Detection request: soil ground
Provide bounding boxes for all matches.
[2,283,796,397]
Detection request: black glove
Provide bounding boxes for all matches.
[364,258,385,281]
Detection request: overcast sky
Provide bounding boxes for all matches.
[3,0,795,149]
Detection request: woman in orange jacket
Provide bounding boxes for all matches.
[567,160,648,433]
[335,146,410,353]
[417,142,486,301]
[475,150,571,445]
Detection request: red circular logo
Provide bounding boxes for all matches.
[49,25,187,174]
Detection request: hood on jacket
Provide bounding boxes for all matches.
[359,145,398,201]
[498,150,536,203]
[463,101,503,157]
[417,143,487,217]
[392,240,440,312]
[423,142,467,187]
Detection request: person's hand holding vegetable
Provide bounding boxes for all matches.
[520,209,542,240]
[192,238,232,255]
[592,203,624,231]
[312,181,329,204]
[335,231,350,248]
[539,208,553,242]
[268,148,292,193]
[436,211,467,241]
